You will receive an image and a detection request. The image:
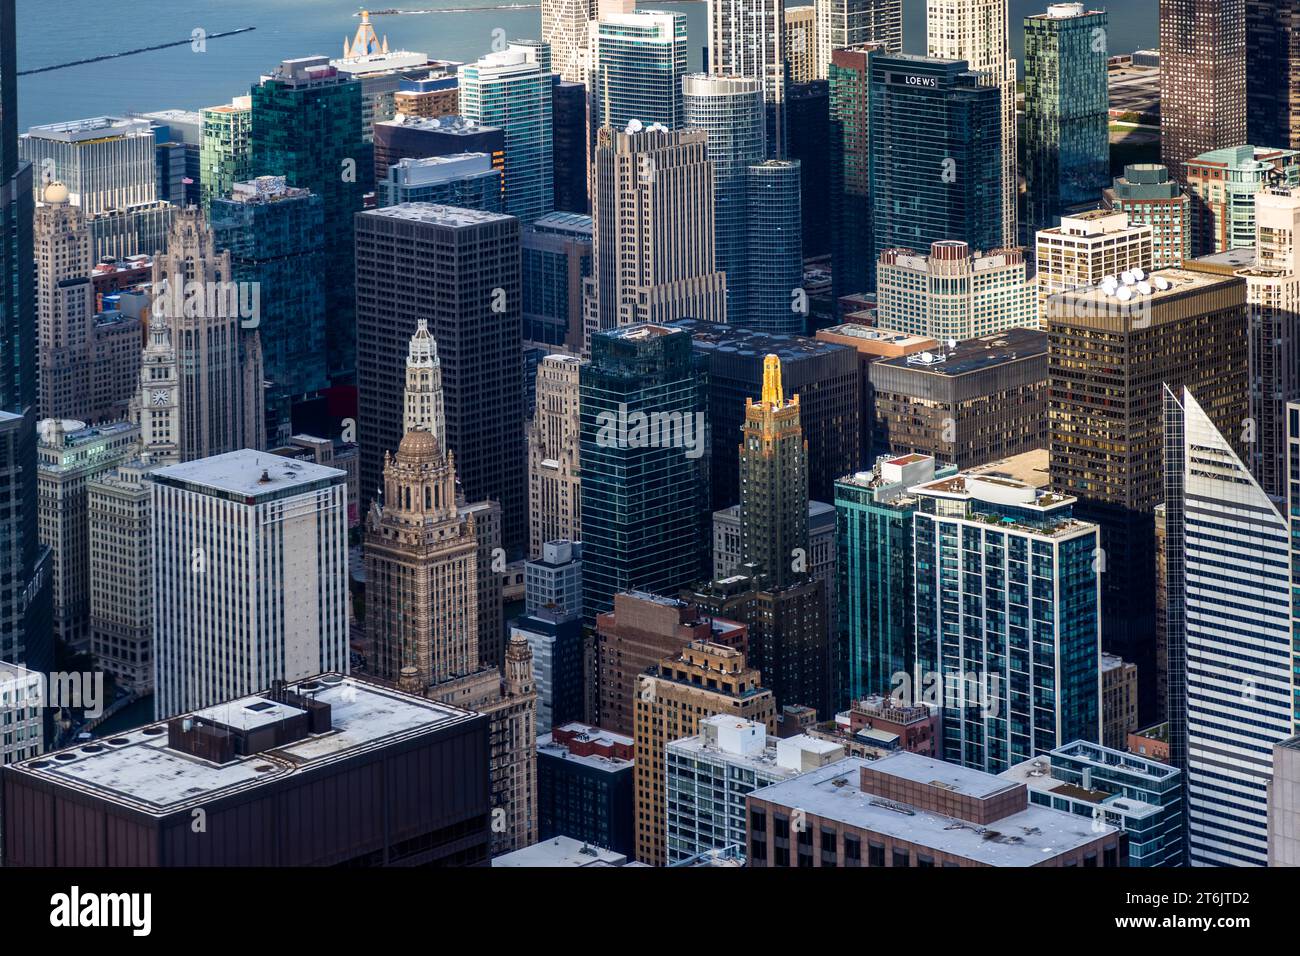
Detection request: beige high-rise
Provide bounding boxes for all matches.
[528,353,584,557]
[927,0,1018,248]
[590,125,727,344]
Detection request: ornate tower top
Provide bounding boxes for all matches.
[343,10,389,59]
[761,353,783,407]
[404,318,447,451]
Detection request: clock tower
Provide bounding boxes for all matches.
[135,316,180,464]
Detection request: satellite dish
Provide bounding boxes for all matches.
[1121,271,1136,285]
[626,118,644,134]
[1153,276,1170,291]
[1117,286,1133,301]
[1133,268,1146,281]
[946,338,957,350]
[1137,281,1152,295]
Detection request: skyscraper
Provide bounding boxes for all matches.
[1159,0,1248,187]
[1104,164,1192,269]
[0,0,52,673]
[579,325,708,621]
[785,78,832,258]
[210,176,328,446]
[1185,145,1300,256]
[815,0,902,78]
[868,54,1005,282]
[150,450,350,719]
[592,10,687,132]
[1023,3,1109,236]
[460,42,555,224]
[927,0,1019,248]
[354,204,525,552]
[708,0,788,155]
[590,125,727,335]
[198,96,253,211]
[784,6,817,85]
[529,354,585,556]
[912,467,1102,774]
[149,207,265,462]
[542,0,596,83]
[377,154,504,210]
[251,56,370,386]
[552,78,589,214]
[1246,0,1300,151]
[1036,209,1155,315]
[1046,268,1249,719]
[1163,386,1291,867]
[745,160,803,335]
[682,73,766,325]
[828,44,883,300]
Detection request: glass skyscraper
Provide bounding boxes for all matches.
[912,467,1101,775]
[593,10,688,132]
[251,57,371,386]
[0,0,52,673]
[1023,4,1110,236]
[868,54,1004,285]
[579,325,709,622]
[460,42,554,225]
[199,96,253,211]
[745,160,803,335]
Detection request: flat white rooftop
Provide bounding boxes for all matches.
[9,676,479,816]
[150,449,344,498]
[492,836,637,868]
[361,202,513,227]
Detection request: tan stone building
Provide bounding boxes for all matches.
[528,353,584,557]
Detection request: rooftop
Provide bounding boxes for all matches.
[492,836,640,868]
[750,754,1118,866]
[877,328,1046,377]
[359,202,514,228]
[7,676,479,816]
[150,449,344,499]
[966,449,1051,490]
[671,318,847,360]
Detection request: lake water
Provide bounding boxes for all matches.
[16,0,1157,129]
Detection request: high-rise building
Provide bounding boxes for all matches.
[868,54,1005,278]
[815,0,902,79]
[37,419,139,652]
[672,318,861,509]
[1,675,493,867]
[591,10,687,132]
[590,125,727,336]
[785,79,832,258]
[1023,4,1109,236]
[1104,164,1192,269]
[708,0,788,155]
[666,714,844,864]
[210,176,327,445]
[1159,0,1247,187]
[513,605,585,730]
[745,160,803,335]
[251,56,370,386]
[868,332,1048,467]
[1246,0,1300,151]
[1268,736,1300,866]
[876,241,1036,340]
[635,640,776,864]
[747,752,1124,866]
[0,0,51,675]
[150,450,350,719]
[1035,209,1155,310]
[543,0,596,83]
[377,154,504,210]
[198,96,253,211]
[149,207,264,462]
[354,204,525,552]
[1163,385,1291,867]
[912,466,1102,773]
[529,354,584,555]
[522,212,592,352]
[828,44,883,299]
[391,74,460,119]
[537,722,635,855]
[1100,653,1140,751]
[88,458,158,696]
[552,79,589,214]
[926,0,1018,248]
[580,326,709,620]
[1047,267,1249,719]
[682,73,766,326]
[784,6,817,85]
[372,113,506,185]
[1185,145,1300,255]
[460,43,555,224]
[33,183,140,424]
[713,500,836,603]
[0,662,44,766]
[835,454,955,705]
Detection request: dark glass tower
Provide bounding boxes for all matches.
[251,57,372,386]
[829,45,881,301]
[579,325,708,622]
[1246,0,1300,151]
[0,0,52,672]
[868,54,1004,282]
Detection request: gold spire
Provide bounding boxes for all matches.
[761,353,783,407]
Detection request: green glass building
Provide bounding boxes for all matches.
[199,96,252,212]
[1023,4,1109,236]
[593,10,688,132]
[251,57,371,386]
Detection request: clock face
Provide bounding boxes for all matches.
[152,389,169,407]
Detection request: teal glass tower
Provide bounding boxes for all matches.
[745,160,803,335]
[834,455,954,709]
[210,177,328,443]
[912,469,1101,775]
[868,54,1003,285]
[579,325,709,622]
[593,10,688,131]
[1023,4,1110,236]
[460,41,554,224]
[251,57,371,386]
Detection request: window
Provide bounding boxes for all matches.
[868,842,885,867]
[892,848,910,868]
[845,835,861,868]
